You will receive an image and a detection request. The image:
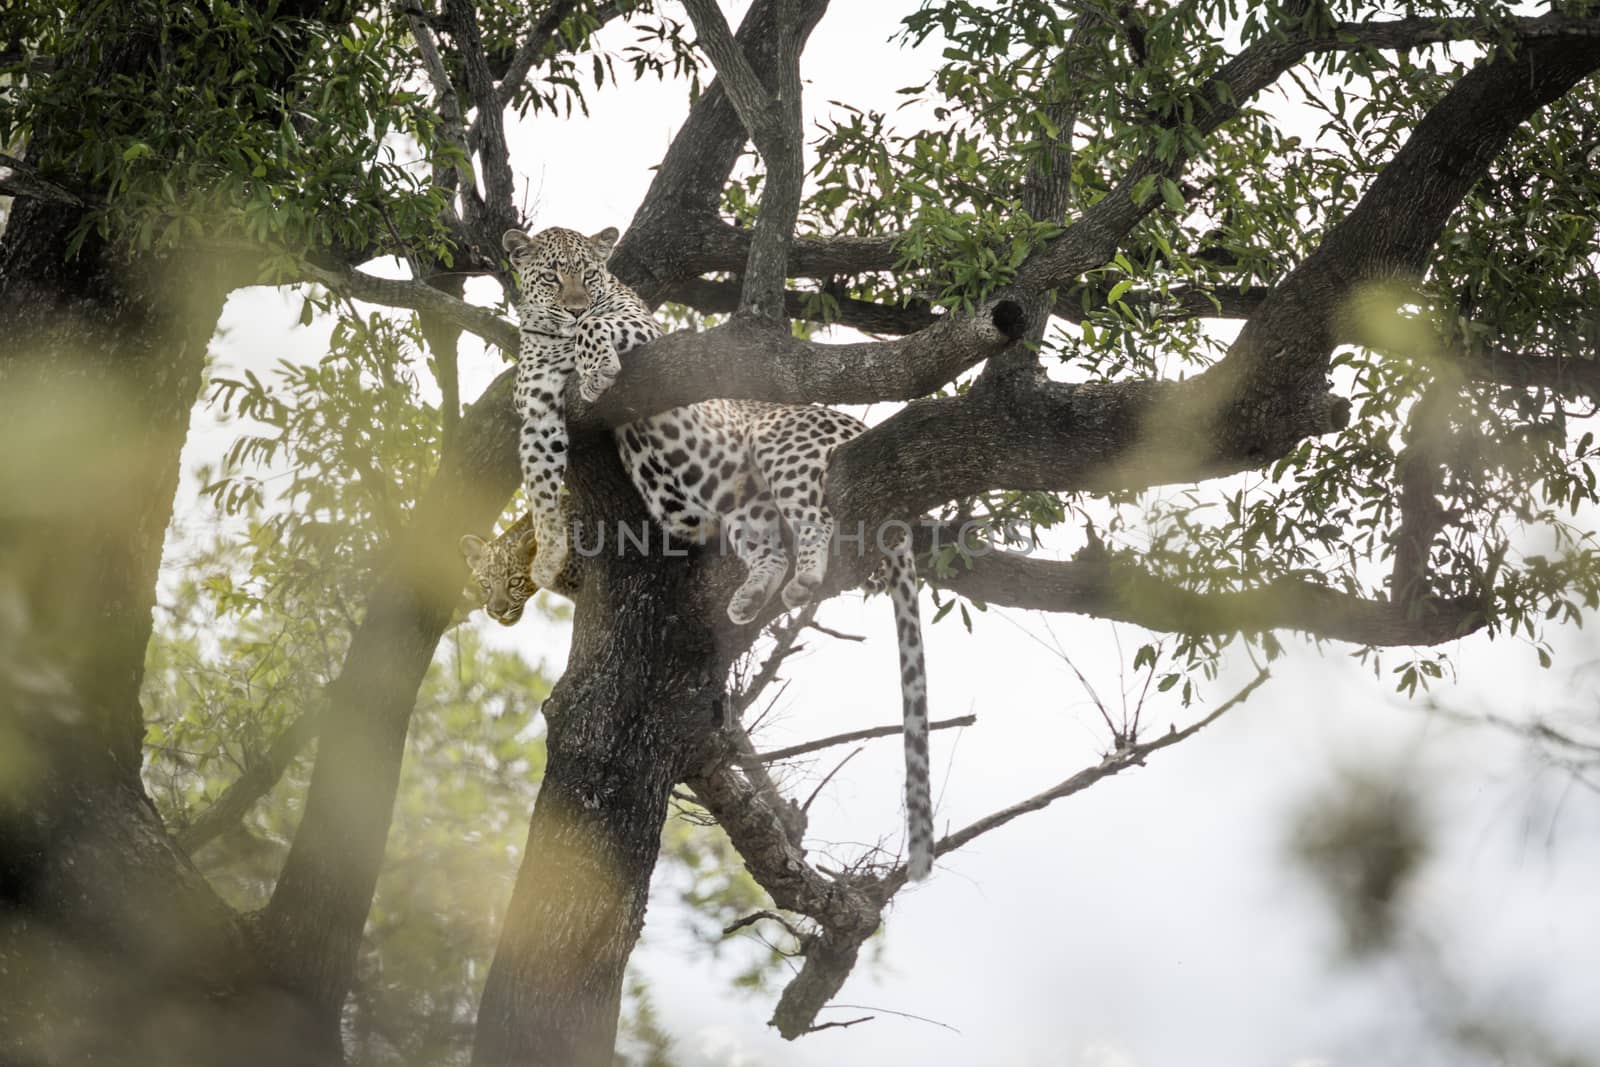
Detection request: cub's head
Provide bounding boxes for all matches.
[502,225,620,324]
[459,515,538,625]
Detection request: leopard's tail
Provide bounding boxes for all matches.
[885,538,933,880]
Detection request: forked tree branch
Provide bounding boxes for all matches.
[445,0,515,221]
[693,664,1268,1040]
[681,0,817,321]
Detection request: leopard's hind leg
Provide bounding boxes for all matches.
[749,407,866,610]
[723,490,788,625]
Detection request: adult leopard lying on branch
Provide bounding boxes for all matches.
[461,224,937,879]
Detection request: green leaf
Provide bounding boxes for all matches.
[1160,177,1185,212]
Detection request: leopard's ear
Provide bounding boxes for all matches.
[588,226,619,260]
[502,229,532,255]
[459,534,489,568]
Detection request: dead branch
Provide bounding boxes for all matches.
[934,668,1270,857]
[760,714,977,763]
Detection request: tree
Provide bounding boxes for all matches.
[3,1,1599,1064]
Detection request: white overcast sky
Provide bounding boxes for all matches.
[174,2,1600,1064]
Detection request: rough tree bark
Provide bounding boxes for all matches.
[471,443,734,1067]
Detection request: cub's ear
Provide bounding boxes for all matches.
[459,534,489,568]
[502,229,532,254]
[588,226,619,259]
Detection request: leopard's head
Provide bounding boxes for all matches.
[459,515,539,626]
[502,225,620,328]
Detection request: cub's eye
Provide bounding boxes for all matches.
[477,579,490,591]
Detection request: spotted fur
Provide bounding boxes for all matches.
[472,224,935,879]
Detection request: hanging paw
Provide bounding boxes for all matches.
[529,547,568,591]
[727,571,783,625]
[577,342,619,402]
[578,363,618,403]
[781,573,820,610]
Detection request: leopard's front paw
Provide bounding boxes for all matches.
[578,366,617,404]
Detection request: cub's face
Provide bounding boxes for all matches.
[459,520,538,625]
[502,225,619,326]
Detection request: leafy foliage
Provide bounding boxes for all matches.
[789,1,1600,695]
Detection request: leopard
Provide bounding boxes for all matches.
[465,223,936,879]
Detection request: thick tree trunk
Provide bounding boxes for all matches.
[0,6,361,1059]
[0,192,280,1060]
[257,373,524,1038]
[471,447,732,1067]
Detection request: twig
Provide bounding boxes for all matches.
[801,746,862,814]
[803,1015,875,1033]
[806,620,865,642]
[934,668,1269,858]
[732,604,815,715]
[722,909,806,941]
[760,714,977,763]
[827,1003,961,1034]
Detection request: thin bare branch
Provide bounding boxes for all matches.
[760,714,977,763]
[731,605,816,717]
[934,668,1270,857]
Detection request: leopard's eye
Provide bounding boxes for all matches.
[540,270,557,283]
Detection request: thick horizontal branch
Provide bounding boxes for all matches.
[661,275,1263,336]
[684,222,901,279]
[827,370,1350,544]
[1454,343,1600,397]
[582,298,1026,421]
[922,542,1487,647]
